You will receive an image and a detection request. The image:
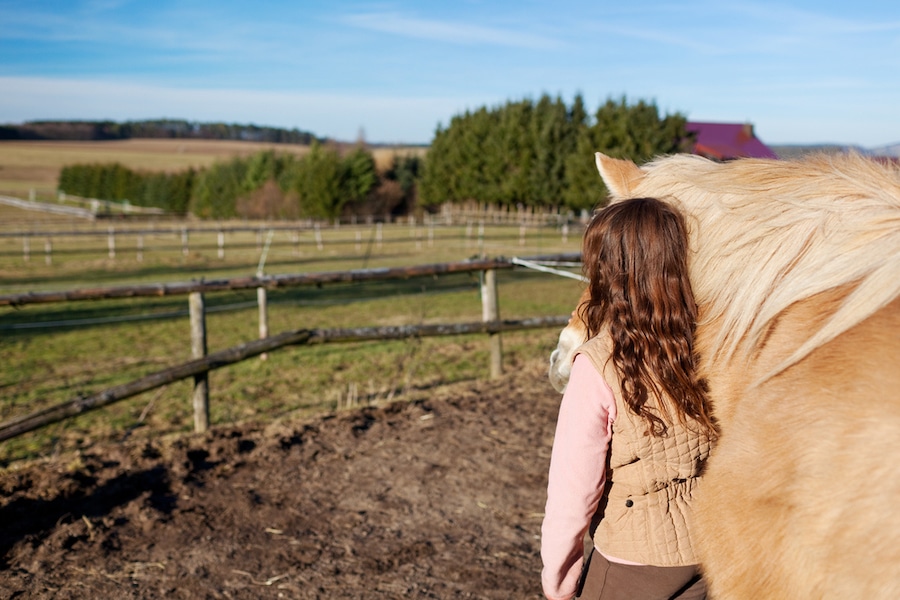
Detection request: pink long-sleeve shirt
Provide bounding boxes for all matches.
[540,353,621,600]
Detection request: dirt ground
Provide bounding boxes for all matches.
[0,358,561,599]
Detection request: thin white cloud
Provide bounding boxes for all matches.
[723,0,900,35]
[0,76,476,143]
[584,1,900,58]
[0,5,281,56]
[338,11,563,50]
[585,22,721,54]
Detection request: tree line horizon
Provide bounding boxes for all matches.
[48,96,694,220]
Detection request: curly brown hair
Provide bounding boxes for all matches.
[580,197,717,438]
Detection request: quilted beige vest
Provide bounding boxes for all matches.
[576,335,713,567]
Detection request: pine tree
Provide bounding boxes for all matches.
[293,142,343,219]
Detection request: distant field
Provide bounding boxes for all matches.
[0,138,426,199]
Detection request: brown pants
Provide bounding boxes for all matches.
[576,549,707,600]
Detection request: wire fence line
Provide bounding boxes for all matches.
[0,219,583,264]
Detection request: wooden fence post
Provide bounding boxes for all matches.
[108,227,116,259]
[189,292,210,432]
[478,222,485,257]
[257,286,269,361]
[481,268,503,379]
[256,230,274,361]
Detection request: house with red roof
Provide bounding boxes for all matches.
[686,122,778,160]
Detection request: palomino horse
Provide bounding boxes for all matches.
[549,152,900,598]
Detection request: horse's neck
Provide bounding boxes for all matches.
[696,286,851,425]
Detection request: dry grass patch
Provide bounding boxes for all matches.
[369,145,427,170]
[0,139,313,197]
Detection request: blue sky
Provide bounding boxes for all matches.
[0,1,898,147]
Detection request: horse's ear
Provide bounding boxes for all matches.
[595,153,644,197]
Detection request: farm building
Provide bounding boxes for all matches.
[686,121,778,160]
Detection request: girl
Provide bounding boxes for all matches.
[541,197,717,600]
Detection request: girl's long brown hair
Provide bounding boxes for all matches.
[580,198,717,438]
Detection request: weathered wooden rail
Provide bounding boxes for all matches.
[0,317,568,442]
[0,255,579,306]
[0,253,582,443]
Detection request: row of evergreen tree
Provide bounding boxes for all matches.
[58,143,421,220]
[58,164,196,214]
[419,95,691,211]
[54,96,692,218]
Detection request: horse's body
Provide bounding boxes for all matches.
[549,152,900,598]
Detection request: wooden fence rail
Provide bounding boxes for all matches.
[0,316,569,443]
[0,254,581,307]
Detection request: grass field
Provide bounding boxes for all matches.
[0,197,584,465]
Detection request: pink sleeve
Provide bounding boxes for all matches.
[541,354,616,600]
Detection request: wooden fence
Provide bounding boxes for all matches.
[0,253,582,443]
[1,194,582,226]
[0,220,580,264]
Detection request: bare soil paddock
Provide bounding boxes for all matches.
[0,358,558,599]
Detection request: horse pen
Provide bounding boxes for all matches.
[0,211,585,599]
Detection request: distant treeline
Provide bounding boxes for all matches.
[59,143,421,220]
[0,119,320,144]
[53,96,693,218]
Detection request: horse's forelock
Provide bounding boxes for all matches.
[629,153,900,381]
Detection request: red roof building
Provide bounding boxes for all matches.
[686,122,778,160]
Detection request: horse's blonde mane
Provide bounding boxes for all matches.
[630,152,900,381]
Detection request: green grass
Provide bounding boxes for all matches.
[0,212,585,465]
